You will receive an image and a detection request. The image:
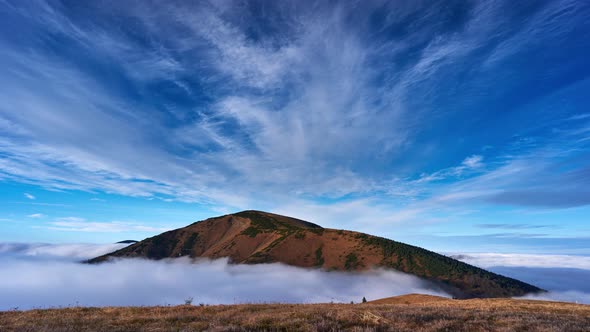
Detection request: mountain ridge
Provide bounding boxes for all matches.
[88,210,544,299]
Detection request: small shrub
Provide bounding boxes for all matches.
[344,252,359,270]
[315,247,325,267]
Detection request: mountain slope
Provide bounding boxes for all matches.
[88,210,543,298]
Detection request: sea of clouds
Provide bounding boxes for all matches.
[452,253,590,304]
[2,243,590,310]
[0,243,448,310]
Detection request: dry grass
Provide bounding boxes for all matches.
[1,296,589,331]
[368,294,452,305]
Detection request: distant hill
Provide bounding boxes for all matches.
[89,210,543,298]
[115,240,138,244]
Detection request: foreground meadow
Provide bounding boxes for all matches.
[1,295,589,331]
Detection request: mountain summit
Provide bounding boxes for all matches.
[88,210,543,298]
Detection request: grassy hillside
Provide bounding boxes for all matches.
[2,297,589,331]
[88,210,543,298]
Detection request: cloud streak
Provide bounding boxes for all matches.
[45,217,169,233]
[451,253,590,270]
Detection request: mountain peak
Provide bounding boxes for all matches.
[232,210,323,230]
[88,211,543,299]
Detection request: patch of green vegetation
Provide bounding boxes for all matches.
[308,228,324,235]
[235,211,279,230]
[354,233,369,240]
[181,233,199,256]
[237,211,322,242]
[265,234,289,252]
[242,226,261,238]
[344,252,359,270]
[247,251,274,264]
[315,246,324,267]
[238,211,298,238]
[357,234,542,297]
[145,231,180,259]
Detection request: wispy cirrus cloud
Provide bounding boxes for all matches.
[477,224,555,230]
[0,0,588,240]
[44,217,170,233]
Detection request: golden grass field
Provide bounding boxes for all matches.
[1,294,589,331]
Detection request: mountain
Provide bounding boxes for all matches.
[88,210,543,298]
[116,240,138,244]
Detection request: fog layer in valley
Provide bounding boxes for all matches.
[452,252,590,304]
[0,243,447,310]
[2,243,590,310]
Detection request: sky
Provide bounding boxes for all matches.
[0,0,589,254]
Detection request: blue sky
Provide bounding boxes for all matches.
[0,0,589,254]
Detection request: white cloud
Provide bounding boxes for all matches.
[27,213,45,218]
[451,253,590,270]
[521,291,590,305]
[449,252,590,304]
[0,0,588,228]
[0,243,449,310]
[0,1,407,205]
[45,217,169,233]
[24,193,35,200]
[462,155,484,169]
[182,8,301,90]
[2,243,590,309]
[0,242,129,261]
[483,0,583,67]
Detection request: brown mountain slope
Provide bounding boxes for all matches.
[88,210,543,298]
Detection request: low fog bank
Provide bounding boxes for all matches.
[0,243,448,310]
[0,242,129,261]
[2,243,590,310]
[450,253,590,270]
[489,267,590,293]
[488,266,590,304]
[451,252,590,304]
[520,291,590,304]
